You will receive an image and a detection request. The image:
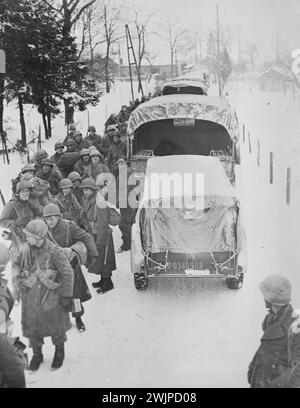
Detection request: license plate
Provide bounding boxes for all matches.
[185,269,211,276]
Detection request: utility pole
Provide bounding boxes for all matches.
[125,24,144,101]
[216,2,222,97]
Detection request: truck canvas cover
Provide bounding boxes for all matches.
[128,94,239,143]
[139,155,240,254]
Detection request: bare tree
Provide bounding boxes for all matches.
[129,7,153,92]
[158,20,187,78]
[76,2,106,66]
[246,44,258,74]
[98,0,123,93]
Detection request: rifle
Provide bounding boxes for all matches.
[0,189,6,206]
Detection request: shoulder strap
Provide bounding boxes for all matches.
[64,220,71,247]
[13,202,21,219]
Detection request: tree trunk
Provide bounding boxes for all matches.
[46,95,52,138]
[170,50,174,78]
[47,110,52,139]
[105,45,110,93]
[18,94,26,147]
[64,99,74,127]
[41,109,48,140]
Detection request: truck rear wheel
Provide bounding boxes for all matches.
[134,270,148,291]
[226,273,244,290]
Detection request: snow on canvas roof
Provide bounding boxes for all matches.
[128,94,239,141]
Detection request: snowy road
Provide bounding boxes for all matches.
[1,79,300,387]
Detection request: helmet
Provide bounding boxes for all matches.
[20,173,34,182]
[80,177,97,190]
[43,203,61,218]
[41,158,53,167]
[75,131,82,137]
[80,148,90,156]
[34,149,48,161]
[30,177,50,193]
[59,178,73,189]
[107,124,117,132]
[65,138,75,146]
[21,163,36,173]
[68,171,81,182]
[16,180,32,193]
[88,125,96,132]
[55,142,64,150]
[259,275,292,306]
[23,219,48,240]
[90,149,101,158]
[70,242,87,265]
[0,243,11,267]
[68,124,76,131]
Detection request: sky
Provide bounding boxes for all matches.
[116,0,300,65]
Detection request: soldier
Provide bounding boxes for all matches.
[0,180,36,300]
[82,149,109,181]
[0,243,26,388]
[32,149,49,172]
[118,121,128,143]
[84,125,102,150]
[107,132,127,179]
[11,163,36,196]
[248,275,300,388]
[65,138,76,153]
[27,177,53,217]
[100,124,117,159]
[117,105,130,124]
[80,178,118,294]
[117,159,137,252]
[50,142,65,169]
[73,148,91,176]
[54,178,82,224]
[36,158,62,196]
[74,131,88,152]
[33,149,63,179]
[14,219,74,372]
[43,204,98,333]
[68,171,84,206]
[63,123,76,143]
[104,113,118,131]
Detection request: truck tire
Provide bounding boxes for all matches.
[134,271,148,291]
[226,273,244,290]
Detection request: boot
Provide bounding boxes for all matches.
[92,277,103,288]
[96,277,114,295]
[75,317,86,333]
[51,345,65,370]
[28,348,43,372]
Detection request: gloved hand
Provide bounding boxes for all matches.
[61,297,72,311]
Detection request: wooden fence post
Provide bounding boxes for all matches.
[270,152,273,184]
[248,131,252,153]
[286,167,291,205]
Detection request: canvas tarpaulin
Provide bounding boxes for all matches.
[128,94,239,142]
[138,155,240,254]
[139,195,238,254]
